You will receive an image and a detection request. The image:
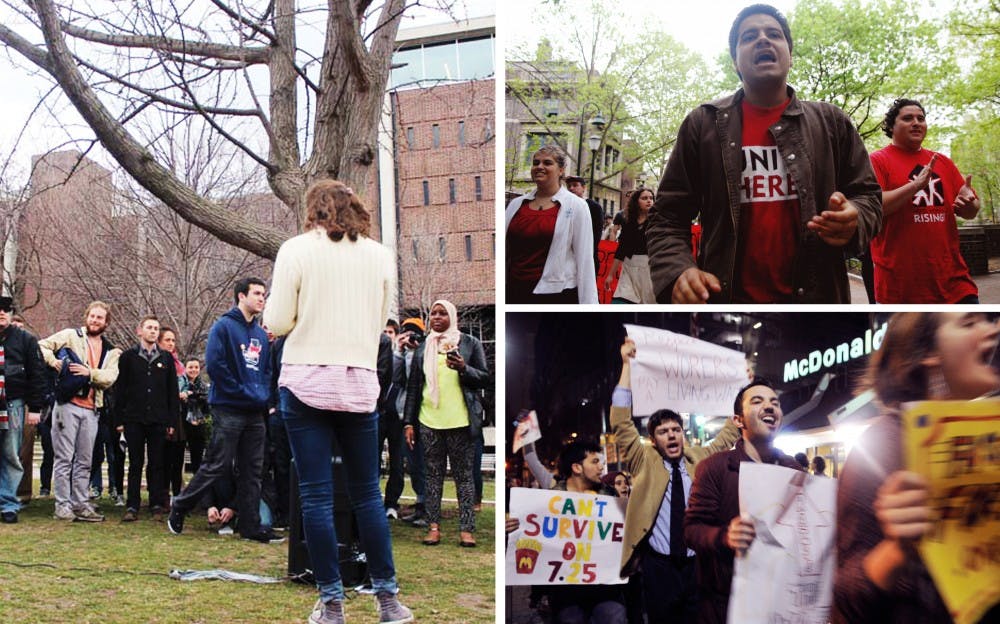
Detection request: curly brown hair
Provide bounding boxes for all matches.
[304,179,371,242]
[861,313,940,405]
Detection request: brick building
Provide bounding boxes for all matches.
[378,16,496,316]
[13,150,290,353]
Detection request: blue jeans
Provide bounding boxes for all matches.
[0,400,25,513]
[280,388,399,602]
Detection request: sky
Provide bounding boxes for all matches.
[501,0,799,67]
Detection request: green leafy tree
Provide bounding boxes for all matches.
[785,0,958,146]
[505,0,716,189]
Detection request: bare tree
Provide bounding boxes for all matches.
[18,134,290,351]
[0,0,443,259]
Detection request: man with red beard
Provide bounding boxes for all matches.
[869,98,981,303]
[612,338,739,623]
[39,301,122,522]
[683,378,802,624]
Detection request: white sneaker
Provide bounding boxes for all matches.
[218,525,234,536]
[53,505,76,521]
[385,507,398,520]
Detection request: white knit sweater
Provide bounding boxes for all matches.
[263,228,396,370]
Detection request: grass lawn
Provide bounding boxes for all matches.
[0,479,496,623]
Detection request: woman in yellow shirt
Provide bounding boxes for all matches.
[403,300,490,548]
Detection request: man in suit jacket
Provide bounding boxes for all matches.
[611,338,740,624]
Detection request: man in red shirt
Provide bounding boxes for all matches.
[869,99,981,303]
[646,4,882,304]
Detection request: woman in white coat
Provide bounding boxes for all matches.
[505,145,599,304]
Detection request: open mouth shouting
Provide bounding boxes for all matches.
[754,49,777,65]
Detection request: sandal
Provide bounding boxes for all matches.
[459,531,476,548]
[422,524,441,546]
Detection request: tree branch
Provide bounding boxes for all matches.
[30,0,284,259]
[60,20,270,64]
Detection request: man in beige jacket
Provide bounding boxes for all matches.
[611,338,739,623]
[39,301,121,522]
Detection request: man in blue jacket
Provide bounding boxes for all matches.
[167,277,281,543]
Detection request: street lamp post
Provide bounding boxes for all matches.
[574,104,606,177]
[588,133,601,201]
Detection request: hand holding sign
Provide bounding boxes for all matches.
[726,512,756,556]
[874,471,932,542]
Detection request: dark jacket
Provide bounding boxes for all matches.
[646,86,882,303]
[833,412,951,624]
[403,332,490,440]
[0,325,48,412]
[684,438,803,624]
[112,345,181,429]
[376,333,393,415]
[205,307,271,413]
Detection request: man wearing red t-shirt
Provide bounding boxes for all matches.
[869,98,981,303]
[645,4,882,304]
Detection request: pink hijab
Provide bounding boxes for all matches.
[422,299,462,408]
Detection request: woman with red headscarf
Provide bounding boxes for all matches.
[403,300,490,548]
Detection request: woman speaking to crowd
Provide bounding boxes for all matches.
[265,180,413,624]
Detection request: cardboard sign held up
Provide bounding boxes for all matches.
[902,400,1000,624]
[625,323,747,417]
[505,487,627,586]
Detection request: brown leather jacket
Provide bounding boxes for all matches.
[646,87,882,303]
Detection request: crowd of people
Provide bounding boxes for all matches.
[507,311,999,624]
[0,180,493,624]
[504,3,984,305]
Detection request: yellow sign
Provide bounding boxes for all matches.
[902,400,1000,624]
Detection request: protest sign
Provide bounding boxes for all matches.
[728,463,837,624]
[624,324,747,416]
[505,487,626,586]
[512,410,542,454]
[902,399,1000,624]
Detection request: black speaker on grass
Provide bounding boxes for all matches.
[288,449,369,587]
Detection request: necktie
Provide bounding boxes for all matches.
[670,459,686,557]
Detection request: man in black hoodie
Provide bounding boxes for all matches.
[167,277,279,543]
[0,296,48,523]
[113,315,180,521]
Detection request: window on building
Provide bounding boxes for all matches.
[438,237,446,261]
[610,199,616,214]
[492,233,495,258]
[412,239,419,260]
[422,180,430,206]
[449,178,456,204]
[455,37,494,80]
[389,35,495,88]
[465,235,473,260]
[432,124,440,148]
[458,121,465,146]
[602,198,608,211]
[484,118,494,142]
[474,176,482,201]
[406,127,415,149]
